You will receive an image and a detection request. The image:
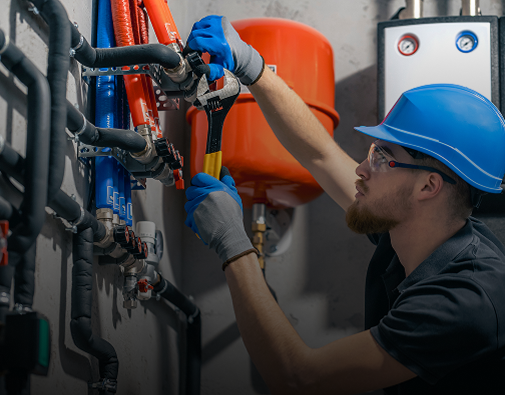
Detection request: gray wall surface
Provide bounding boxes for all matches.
[2,0,505,394]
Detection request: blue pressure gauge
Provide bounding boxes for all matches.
[456,31,478,53]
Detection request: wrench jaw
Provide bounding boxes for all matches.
[193,69,241,111]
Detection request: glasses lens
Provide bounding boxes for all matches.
[368,142,390,172]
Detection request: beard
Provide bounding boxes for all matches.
[345,179,412,234]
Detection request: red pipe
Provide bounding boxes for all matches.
[111,0,159,133]
[143,0,182,50]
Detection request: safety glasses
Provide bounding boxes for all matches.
[368,141,456,184]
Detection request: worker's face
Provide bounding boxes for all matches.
[346,140,416,234]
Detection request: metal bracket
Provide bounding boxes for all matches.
[82,64,184,111]
[77,144,175,189]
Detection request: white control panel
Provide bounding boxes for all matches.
[383,22,492,116]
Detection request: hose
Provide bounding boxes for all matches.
[0,30,50,253]
[30,0,70,204]
[110,0,162,136]
[71,227,118,395]
[95,0,124,215]
[153,275,201,395]
[66,101,147,152]
[0,196,14,221]
[143,0,182,48]
[69,22,181,70]
[0,140,106,242]
[13,245,36,309]
[0,29,51,323]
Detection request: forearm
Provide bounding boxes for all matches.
[249,67,359,210]
[249,66,333,164]
[225,252,310,394]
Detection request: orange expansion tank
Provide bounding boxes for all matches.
[187,18,340,209]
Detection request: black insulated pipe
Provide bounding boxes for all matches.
[153,275,201,395]
[0,142,106,242]
[30,0,71,204]
[0,196,14,221]
[70,22,181,69]
[71,227,118,395]
[0,29,50,253]
[66,102,147,152]
[13,245,36,309]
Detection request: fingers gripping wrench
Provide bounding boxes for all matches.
[193,69,240,179]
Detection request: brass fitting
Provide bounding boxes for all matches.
[94,208,114,249]
[252,203,267,270]
[163,52,190,83]
[152,163,175,187]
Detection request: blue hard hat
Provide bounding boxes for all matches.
[354,84,505,193]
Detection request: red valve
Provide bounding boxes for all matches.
[174,169,185,190]
[137,279,153,293]
[0,221,8,267]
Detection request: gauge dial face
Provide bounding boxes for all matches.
[456,31,478,53]
[398,35,419,56]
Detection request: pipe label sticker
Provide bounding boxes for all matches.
[119,197,126,217]
[127,203,133,221]
[107,186,114,206]
[113,191,119,212]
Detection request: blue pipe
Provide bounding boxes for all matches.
[94,0,119,210]
[117,72,133,226]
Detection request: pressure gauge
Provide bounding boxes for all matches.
[398,34,419,56]
[456,31,478,53]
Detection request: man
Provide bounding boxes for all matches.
[183,15,505,394]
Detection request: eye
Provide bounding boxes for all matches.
[375,150,388,164]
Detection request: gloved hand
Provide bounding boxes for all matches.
[185,169,256,266]
[187,15,265,85]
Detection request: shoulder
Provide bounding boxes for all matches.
[372,275,499,384]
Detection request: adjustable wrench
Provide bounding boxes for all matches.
[193,69,240,179]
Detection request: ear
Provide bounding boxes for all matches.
[417,172,444,202]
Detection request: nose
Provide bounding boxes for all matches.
[356,159,370,181]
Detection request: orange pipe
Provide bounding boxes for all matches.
[135,0,162,138]
[111,0,161,132]
[137,0,149,46]
[143,0,182,50]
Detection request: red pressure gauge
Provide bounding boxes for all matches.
[398,34,419,56]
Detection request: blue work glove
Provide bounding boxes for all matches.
[185,169,256,265]
[187,15,265,85]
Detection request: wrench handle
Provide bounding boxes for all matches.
[202,151,223,179]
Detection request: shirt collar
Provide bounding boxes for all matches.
[396,218,475,293]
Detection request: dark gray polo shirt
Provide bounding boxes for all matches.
[366,217,505,394]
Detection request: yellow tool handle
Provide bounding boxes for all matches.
[202,151,222,179]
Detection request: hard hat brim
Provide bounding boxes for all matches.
[354,124,503,194]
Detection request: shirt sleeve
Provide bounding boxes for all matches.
[370,275,498,384]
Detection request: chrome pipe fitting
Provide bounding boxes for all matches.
[131,124,156,164]
[461,0,480,16]
[399,0,423,19]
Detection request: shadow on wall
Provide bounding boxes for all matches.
[303,66,378,332]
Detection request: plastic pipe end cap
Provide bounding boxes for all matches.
[136,221,156,243]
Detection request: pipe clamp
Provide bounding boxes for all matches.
[74,113,87,137]
[0,35,9,55]
[65,206,85,233]
[69,35,84,57]
[187,307,200,324]
[0,291,10,306]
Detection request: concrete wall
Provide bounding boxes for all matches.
[1,0,505,394]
